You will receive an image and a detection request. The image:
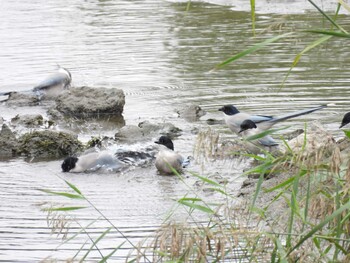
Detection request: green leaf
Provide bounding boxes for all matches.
[191,173,223,187]
[305,29,350,38]
[81,228,112,262]
[245,126,289,142]
[178,200,215,214]
[282,35,332,87]
[44,206,87,211]
[214,32,294,69]
[39,189,84,199]
[99,241,126,263]
[64,180,83,195]
[265,170,307,192]
[250,0,256,35]
[178,197,203,202]
[286,200,350,257]
[308,0,348,34]
[342,129,350,139]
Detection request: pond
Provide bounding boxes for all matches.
[0,0,349,261]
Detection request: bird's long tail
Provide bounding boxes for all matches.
[0,91,13,96]
[270,105,327,123]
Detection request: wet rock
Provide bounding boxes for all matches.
[0,124,19,157]
[115,121,182,142]
[18,130,82,159]
[47,107,64,121]
[282,128,304,140]
[115,125,144,142]
[138,121,182,137]
[11,114,44,128]
[206,118,225,126]
[5,92,40,106]
[176,104,206,122]
[215,138,281,157]
[55,86,125,118]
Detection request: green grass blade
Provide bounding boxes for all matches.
[305,29,350,38]
[249,173,265,221]
[250,0,255,36]
[282,35,331,87]
[308,0,348,33]
[80,228,112,262]
[39,189,84,199]
[214,32,294,69]
[99,241,126,263]
[342,129,350,139]
[265,170,307,193]
[286,200,350,257]
[243,162,273,176]
[64,180,83,195]
[45,206,87,211]
[56,219,100,249]
[178,197,203,202]
[191,173,223,187]
[178,199,215,214]
[245,126,289,142]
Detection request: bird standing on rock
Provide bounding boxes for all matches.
[0,65,72,100]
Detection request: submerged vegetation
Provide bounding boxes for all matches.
[40,1,350,262]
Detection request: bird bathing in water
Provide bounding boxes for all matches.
[154,136,190,175]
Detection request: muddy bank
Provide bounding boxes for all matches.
[233,121,350,233]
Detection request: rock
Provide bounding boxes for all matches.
[6,92,40,106]
[115,121,182,142]
[11,114,44,128]
[115,125,143,142]
[337,137,350,153]
[285,121,336,157]
[55,86,125,118]
[206,118,225,126]
[138,121,182,137]
[18,130,82,159]
[176,104,206,122]
[0,124,19,157]
[282,129,304,140]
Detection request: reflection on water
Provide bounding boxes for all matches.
[1,0,350,261]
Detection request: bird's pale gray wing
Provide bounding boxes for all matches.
[258,135,278,146]
[249,115,273,123]
[33,73,69,91]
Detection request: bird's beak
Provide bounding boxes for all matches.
[218,107,223,111]
[340,124,345,128]
[238,129,243,133]
[154,141,160,144]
